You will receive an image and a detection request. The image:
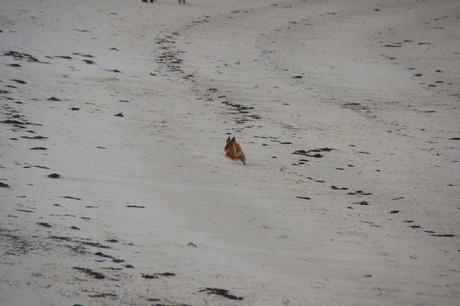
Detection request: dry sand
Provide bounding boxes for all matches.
[1,0,459,305]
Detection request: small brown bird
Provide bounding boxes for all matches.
[224,136,246,165]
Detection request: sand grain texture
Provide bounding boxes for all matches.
[1,0,459,305]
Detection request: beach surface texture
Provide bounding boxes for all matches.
[1,0,459,305]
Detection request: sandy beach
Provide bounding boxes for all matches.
[1,0,459,305]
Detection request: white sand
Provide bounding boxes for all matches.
[1,0,459,305]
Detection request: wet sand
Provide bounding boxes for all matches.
[1,0,459,305]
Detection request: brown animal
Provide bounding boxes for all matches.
[225,136,246,165]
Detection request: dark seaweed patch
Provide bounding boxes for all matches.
[353,201,369,206]
[27,164,50,169]
[55,55,72,60]
[126,205,145,208]
[82,59,96,65]
[89,292,118,299]
[1,119,27,125]
[361,220,380,228]
[0,229,33,255]
[37,222,52,228]
[199,288,243,300]
[0,182,10,188]
[11,79,27,84]
[142,272,176,279]
[49,235,72,242]
[292,148,334,158]
[73,267,105,279]
[21,135,48,140]
[72,52,94,58]
[221,100,254,112]
[331,185,348,190]
[94,251,113,258]
[94,251,125,263]
[4,51,41,62]
[431,234,456,237]
[16,209,34,213]
[348,190,372,195]
[61,196,81,200]
[78,241,110,249]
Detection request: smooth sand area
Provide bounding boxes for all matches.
[1,0,459,305]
